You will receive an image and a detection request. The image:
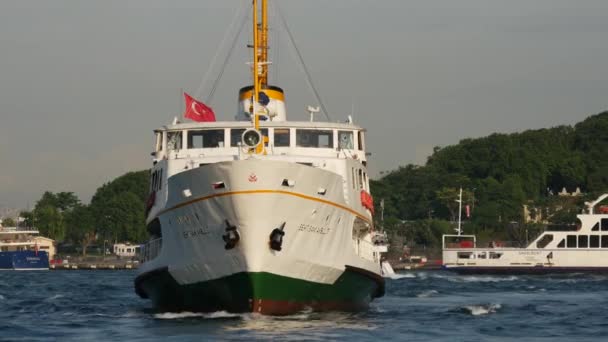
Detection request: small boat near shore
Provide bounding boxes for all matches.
[0,227,54,270]
[442,193,608,274]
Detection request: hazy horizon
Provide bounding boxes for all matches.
[1,0,607,209]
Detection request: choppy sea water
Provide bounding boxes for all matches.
[1,270,608,341]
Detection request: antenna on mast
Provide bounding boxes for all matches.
[308,106,320,122]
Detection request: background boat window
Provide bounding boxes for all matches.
[557,239,565,248]
[188,129,225,148]
[578,235,588,248]
[602,236,608,248]
[590,235,600,248]
[457,252,473,259]
[602,218,608,231]
[592,222,600,231]
[274,128,290,147]
[536,234,553,248]
[489,252,503,259]
[338,131,354,149]
[167,131,182,151]
[567,235,577,248]
[296,129,334,148]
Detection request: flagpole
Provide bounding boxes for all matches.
[179,87,184,116]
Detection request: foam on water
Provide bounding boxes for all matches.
[461,303,502,316]
[417,290,439,298]
[0,294,5,300]
[154,311,243,320]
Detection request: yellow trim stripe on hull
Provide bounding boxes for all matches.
[158,189,372,224]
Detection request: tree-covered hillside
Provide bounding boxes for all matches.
[371,111,608,232]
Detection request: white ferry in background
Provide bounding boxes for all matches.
[135,0,386,315]
[442,193,608,274]
[0,226,55,270]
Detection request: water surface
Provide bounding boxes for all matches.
[1,270,607,341]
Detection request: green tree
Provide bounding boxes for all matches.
[65,204,96,256]
[2,217,15,227]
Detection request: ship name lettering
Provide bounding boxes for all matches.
[182,228,209,239]
[298,223,330,235]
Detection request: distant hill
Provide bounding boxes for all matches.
[371,111,608,225]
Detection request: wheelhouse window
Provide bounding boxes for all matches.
[296,129,334,148]
[557,239,565,248]
[188,129,225,148]
[155,132,163,151]
[229,128,267,147]
[274,128,290,147]
[167,131,182,150]
[602,236,608,248]
[536,234,553,248]
[357,131,364,151]
[566,235,577,248]
[338,131,354,149]
[592,222,600,231]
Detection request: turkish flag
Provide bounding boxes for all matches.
[183,92,216,122]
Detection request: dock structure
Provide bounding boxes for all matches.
[50,261,139,270]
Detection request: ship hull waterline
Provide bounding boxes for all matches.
[443,266,608,275]
[135,266,383,315]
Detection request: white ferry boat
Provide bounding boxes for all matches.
[135,0,385,315]
[442,194,608,274]
[0,227,55,270]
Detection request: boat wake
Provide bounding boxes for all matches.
[154,311,243,320]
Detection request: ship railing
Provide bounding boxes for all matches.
[140,238,162,262]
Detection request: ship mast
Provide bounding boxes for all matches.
[252,0,270,130]
[239,0,285,123]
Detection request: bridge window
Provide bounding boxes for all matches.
[167,131,182,150]
[188,129,225,148]
[578,235,588,248]
[230,128,268,147]
[602,219,608,231]
[155,132,163,151]
[357,131,364,151]
[274,128,290,147]
[592,222,600,231]
[296,129,333,148]
[557,239,565,248]
[566,235,577,248]
[590,235,600,248]
[536,234,553,248]
[338,131,354,149]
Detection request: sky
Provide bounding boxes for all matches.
[1,0,607,209]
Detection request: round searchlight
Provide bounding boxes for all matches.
[242,129,262,148]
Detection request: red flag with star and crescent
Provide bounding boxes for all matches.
[183,92,216,122]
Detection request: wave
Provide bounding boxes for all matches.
[154,311,243,320]
[416,290,439,298]
[45,294,65,301]
[386,273,415,280]
[0,294,5,300]
[432,273,520,283]
[461,303,502,316]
